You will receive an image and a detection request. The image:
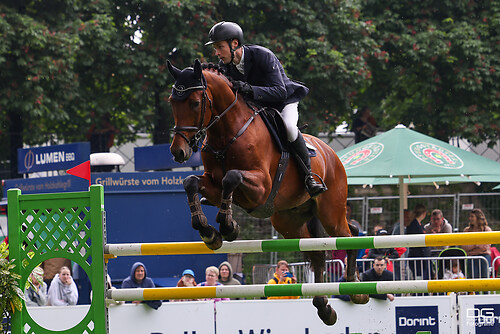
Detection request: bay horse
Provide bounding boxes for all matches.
[167,59,368,326]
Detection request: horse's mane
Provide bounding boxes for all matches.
[201,62,232,88]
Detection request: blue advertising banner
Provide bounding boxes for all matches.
[396,305,439,334]
[2,171,202,198]
[134,144,202,171]
[3,175,89,197]
[18,142,90,173]
[92,171,199,193]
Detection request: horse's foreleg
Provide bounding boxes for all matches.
[183,175,222,250]
[216,170,242,242]
[308,250,337,326]
[346,223,369,304]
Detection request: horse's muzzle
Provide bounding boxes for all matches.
[170,143,193,163]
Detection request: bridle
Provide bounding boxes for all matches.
[172,77,238,152]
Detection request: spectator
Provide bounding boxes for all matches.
[372,224,385,236]
[25,267,48,306]
[346,202,366,259]
[267,260,299,300]
[333,256,355,302]
[197,266,230,303]
[392,209,412,235]
[177,269,197,287]
[171,269,197,302]
[366,229,400,260]
[47,266,78,306]
[352,107,377,143]
[443,259,465,280]
[460,209,492,279]
[218,261,241,286]
[405,204,431,280]
[361,256,395,301]
[346,202,362,234]
[391,209,411,280]
[121,262,161,310]
[424,209,453,256]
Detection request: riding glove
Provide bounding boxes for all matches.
[231,80,254,98]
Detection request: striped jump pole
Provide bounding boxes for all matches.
[105,231,500,257]
[108,278,500,301]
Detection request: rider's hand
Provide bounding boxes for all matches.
[231,80,253,98]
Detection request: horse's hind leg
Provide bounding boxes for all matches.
[346,223,369,304]
[308,250,337,326]
[183,175,222,250]
[216,170,241,241]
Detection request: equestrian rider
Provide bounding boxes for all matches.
[205,21,327,197]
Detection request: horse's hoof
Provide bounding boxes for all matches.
[350,294,369,304]
[201,228,223,250]
[317,304,337,326]
[221,220,240,242]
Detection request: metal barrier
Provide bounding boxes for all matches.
[346,193,500,236]
[255,255,493,296]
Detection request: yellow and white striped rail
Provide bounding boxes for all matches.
[108,278,500,301]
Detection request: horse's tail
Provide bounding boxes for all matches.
[306,217,328,238]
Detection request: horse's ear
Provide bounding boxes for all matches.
[193,59,202,79]
[167,60,180,80]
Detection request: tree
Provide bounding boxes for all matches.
[361,0,499,145]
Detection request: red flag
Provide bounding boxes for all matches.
[66,160,91,186]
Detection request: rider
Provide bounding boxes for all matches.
[205,21,327,197]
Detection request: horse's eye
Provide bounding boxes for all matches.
[190,101,201,109]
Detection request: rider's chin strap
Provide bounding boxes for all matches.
[229,40,243,65]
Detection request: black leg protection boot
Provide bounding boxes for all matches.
[290,133,327,197]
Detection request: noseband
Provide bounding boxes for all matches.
[172,79,238,152]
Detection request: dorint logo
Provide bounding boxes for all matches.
[396,305,439,334]
[410,142,463,169]
[340,142,384,170]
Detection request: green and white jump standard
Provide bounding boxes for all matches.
[105,231,500,256]
[108,278,500,301]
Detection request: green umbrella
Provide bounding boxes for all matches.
[337,124,500,233]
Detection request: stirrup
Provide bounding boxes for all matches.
[305,173,328,198]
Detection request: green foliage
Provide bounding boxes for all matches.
[362,0,499,144]
[0,242,24,334]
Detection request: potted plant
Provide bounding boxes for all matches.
[0,241,24,334]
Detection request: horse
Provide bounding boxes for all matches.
[167,59,368,326]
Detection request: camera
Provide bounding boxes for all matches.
[285,272,294,278]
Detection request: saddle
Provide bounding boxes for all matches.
[245,101,316,218]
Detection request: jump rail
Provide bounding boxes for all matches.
[105,231,500,257]
[108,278,500,300]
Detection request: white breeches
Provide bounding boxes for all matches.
[281,102,299,142]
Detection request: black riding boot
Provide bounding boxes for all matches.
[290,133,327,197]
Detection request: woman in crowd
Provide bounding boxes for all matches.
[460,209,492,278]
[197,266,230,303]
[47,266,78,306]
[172,269,197,302]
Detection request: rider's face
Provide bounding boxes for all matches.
[213,41,231,64]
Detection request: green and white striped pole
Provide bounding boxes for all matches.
[105,231,500,257]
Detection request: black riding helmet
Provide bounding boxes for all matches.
[205,21,244,46]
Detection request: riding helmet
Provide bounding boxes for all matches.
[205,21,244,46]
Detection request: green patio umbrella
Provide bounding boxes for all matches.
[337,124,500,233]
